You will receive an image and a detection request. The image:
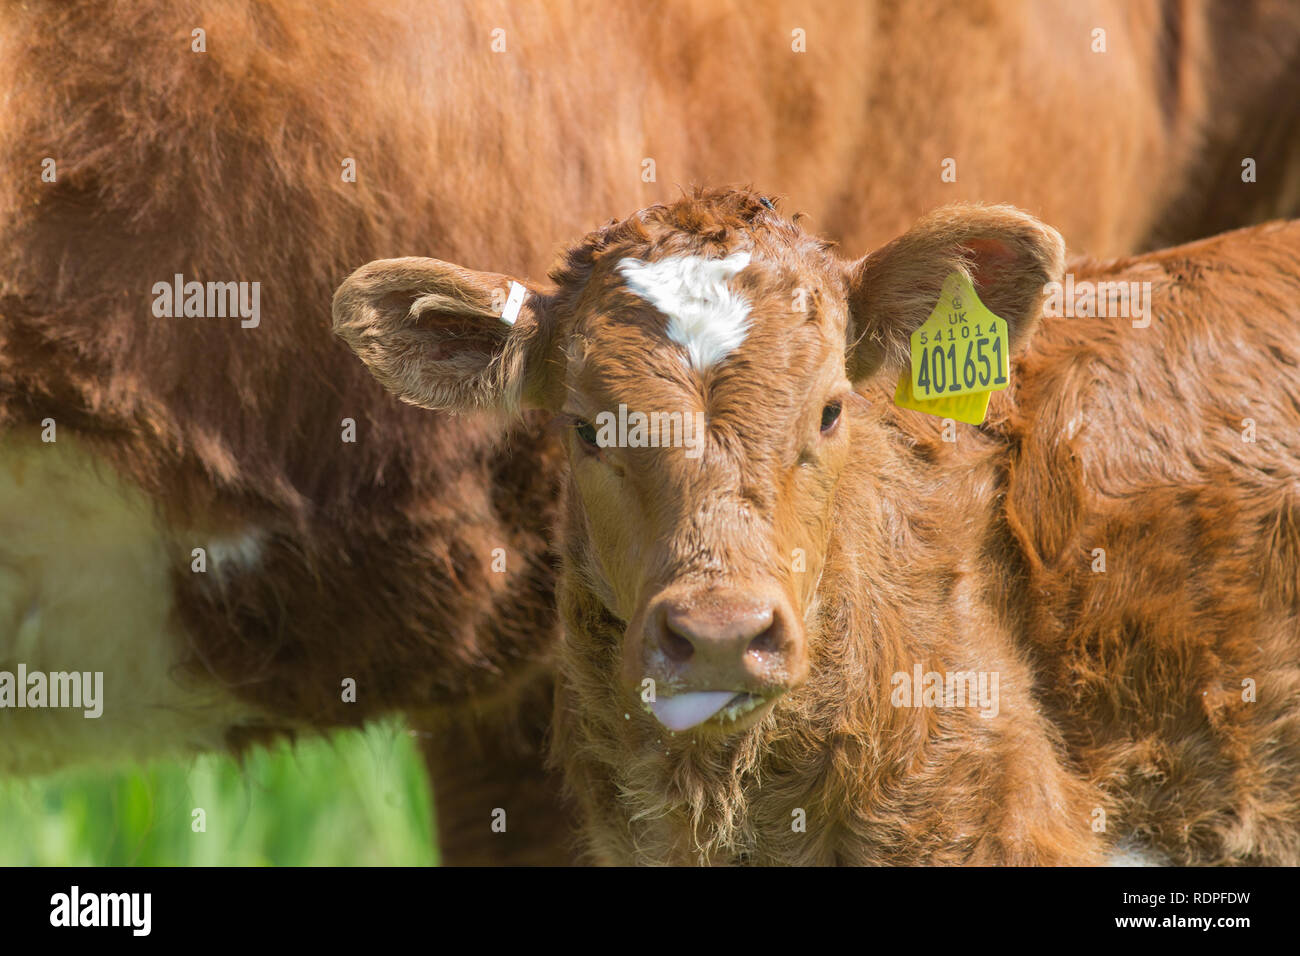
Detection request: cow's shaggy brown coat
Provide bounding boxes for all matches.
[338,189,1300,864]
[6,0,1300,864]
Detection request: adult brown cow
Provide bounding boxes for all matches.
[337,188,1300,865]
[3,0,1299,864]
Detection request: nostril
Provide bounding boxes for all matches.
[653,597,791,670]
[660,621,696,663]
[747,620,782,656]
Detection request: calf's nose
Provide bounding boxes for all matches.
[645,588,799,687]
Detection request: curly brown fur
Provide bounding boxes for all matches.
[546,200,1300,866]
[341,188,1300,865]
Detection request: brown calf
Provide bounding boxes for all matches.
[337,189,1300,864]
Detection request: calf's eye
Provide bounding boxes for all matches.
[574,420,600,448]
[820,401,842,433]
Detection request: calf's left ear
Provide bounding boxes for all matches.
[843,204,1065,383]
[332,257,560,414]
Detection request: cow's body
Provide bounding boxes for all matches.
[5,0,1300,864]
[1004,223,1300,864]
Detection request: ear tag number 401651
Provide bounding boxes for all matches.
[893,271,1010,426]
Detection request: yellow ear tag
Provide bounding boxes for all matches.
[893,271,1009,425]
[892,373,992,425]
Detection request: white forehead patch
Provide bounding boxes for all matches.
[616,251,752,371]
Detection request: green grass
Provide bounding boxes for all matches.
[0,720,437,865]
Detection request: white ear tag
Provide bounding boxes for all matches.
[500,281,527,326]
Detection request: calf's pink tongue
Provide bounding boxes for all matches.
[651,691,736,731]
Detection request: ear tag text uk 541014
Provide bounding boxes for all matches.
[893,271,1010,425]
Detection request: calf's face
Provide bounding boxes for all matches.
[558,245,853,732]
[333,193,1062,736]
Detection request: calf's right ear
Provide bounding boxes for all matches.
[332,257,560,413]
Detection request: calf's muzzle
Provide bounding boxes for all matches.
[633,585,805,732]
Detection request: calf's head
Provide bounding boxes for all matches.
[334,190,1062,735]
